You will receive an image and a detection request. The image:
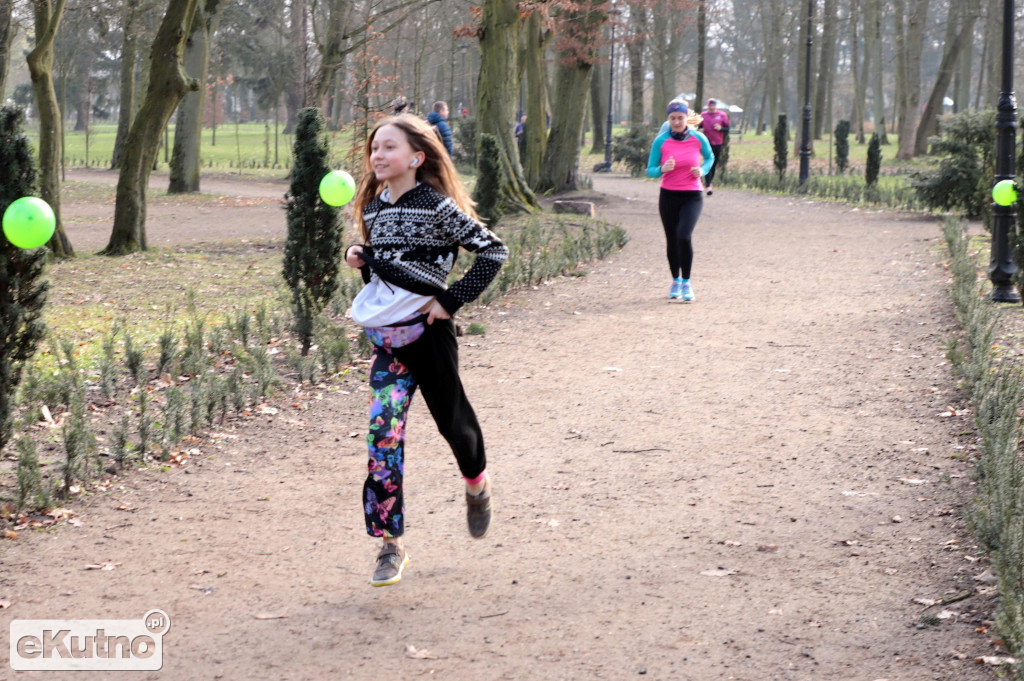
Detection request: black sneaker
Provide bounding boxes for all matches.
[466,479,492,538]
[370,543,409,587]
[706,188,713,196]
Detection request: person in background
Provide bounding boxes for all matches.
[514,114,527,154]
[647,99,714,302]
[697,98,730,196]
[426,101,454,157]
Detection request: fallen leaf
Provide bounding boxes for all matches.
[913,598,937,607]
[3,530,17,540]
[40,404,56,426]
[899,478,928,486]
[254,613,287,620]
[976,656,1018,666]
[756,544,779,552]
[68,518,83,527]
[0,600,11,609]
[347,431,361,438]
[258,406,279,415]
[700,568,738,577]
[84,562,122,571]
[404,645,437,660]
[974,569,998,584]
[936,610,958,620]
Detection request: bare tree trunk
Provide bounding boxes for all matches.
[538,0,605,193]
[851,0,866,143]
[913,0,977,155]
[895,0,928,159]
[112,0,140,169]
[954,0,972,113]
[694,0,706,107]
[867,0,888,143]
[477,0,539,212]
[981,0,999,108]
[522,12,550,189]
[104,0,200,255]
[813,0,837,140]
[0,1,13,102]
[169,0,224,193]
[27,0,72,257]
[626,0,646,128]
[589,40,606,154]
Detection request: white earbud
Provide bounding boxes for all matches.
[410,158,418,167]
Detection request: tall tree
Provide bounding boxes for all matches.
[866,0,888,143]
[538,0,607,193]
[589,39,606,155]
[813,0,836,140]
[694,0,706,108]
[168,0,224,194]
[0,1,14,102]
[850,0,867,143]
[894,0,928,159]
[27,0,72,257]
[625,0,646,128]
[111,0,142,169]
[912,0,978,156]
[520,9,551,189]
[103,0,200,255]
[475,0,538,213]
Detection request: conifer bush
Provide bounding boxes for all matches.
[909,109,995,217]
[773,115,788,182]
[0,106,50,455]
[284,107,343,356]
[834,120,851,173]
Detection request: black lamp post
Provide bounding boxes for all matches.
[798,0,813,185]
[989,0,1020,303]
[595,6,617,172]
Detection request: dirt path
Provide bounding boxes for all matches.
[1,175,998,680]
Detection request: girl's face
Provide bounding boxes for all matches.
[668,112,687,132]
[369,124,425,183]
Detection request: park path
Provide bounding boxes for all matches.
[0,175,998,680]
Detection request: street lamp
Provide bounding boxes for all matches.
[595,6,618,172]
[989,0,1020,303]
[798,0,813,185]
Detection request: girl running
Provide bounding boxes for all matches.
[345,114,508,586]
[647,99,714,301]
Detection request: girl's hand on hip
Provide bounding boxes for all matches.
[345,245,365,268]
[426,300,451,325]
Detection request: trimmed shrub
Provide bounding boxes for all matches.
[909,109,995,217]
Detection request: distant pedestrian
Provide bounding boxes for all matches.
[391,96,409,115]
[647,99,714,302]
[425,101,454,157]
[697,98,730,195]
[514,114,527,154]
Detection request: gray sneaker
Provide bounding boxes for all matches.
[466,480,492,538]
[370,543,409,587]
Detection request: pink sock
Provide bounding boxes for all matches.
[463,471,487,487]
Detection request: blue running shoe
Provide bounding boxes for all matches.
[681,281,695,301]
[669,278,683,299]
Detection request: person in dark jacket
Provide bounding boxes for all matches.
[425,101,454,157]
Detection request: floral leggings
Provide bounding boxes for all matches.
[362,319,487,537]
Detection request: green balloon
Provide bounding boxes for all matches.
[993,179,1018,207]
[3,197,56,249]
[319,170,357,207]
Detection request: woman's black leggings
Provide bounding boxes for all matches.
[658,188,704,279]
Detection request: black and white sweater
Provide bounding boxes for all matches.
[352,183,508,314]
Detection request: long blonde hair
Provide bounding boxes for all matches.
[353,114,479,241]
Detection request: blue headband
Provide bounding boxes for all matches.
[667,101,689,115]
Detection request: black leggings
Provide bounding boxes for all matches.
[706,144,723,186]
[658,188,703,280]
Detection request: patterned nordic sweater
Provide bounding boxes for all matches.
[354,183,508,315]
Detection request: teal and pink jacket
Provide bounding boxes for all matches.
[646,129,715,192]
